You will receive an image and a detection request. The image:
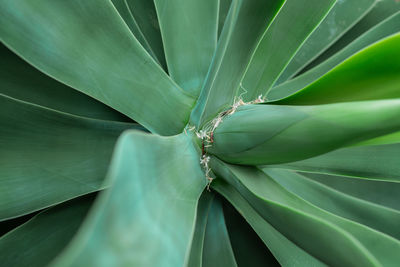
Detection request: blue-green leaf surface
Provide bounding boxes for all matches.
[211,159,400,266]
[269,12,400,101]
[240,0,336,101]
[271,143,400,183]
[154,0,218,96]
[202,196,237,267]
[0,195,94,267]
[52,131,206,266]
[274,0,375,84]
[213,179,326,266]
[0,94,138,221]
[211,100,400,165]
[0,44,130,122]
[303,0,400,72]
[273,33,400,105]
[264,168,400,239]
[190,0,285,128]
[0,0,194,135]
[125,0,168,70]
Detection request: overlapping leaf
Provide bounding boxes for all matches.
[154,0,218,96]
[269,12,400,100]
[0,94,139,221]
[211,159,400,266]
[0,0,193,135]
[0,196,94,267]
[211,100,400,165]
[52,132,206,266]
[274,0,375,85]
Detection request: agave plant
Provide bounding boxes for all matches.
[1,0,400,266]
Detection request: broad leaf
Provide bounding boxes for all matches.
[154,0,218,96]
[211,159,400,266]
[0,44,129,121]
[218,0,232,38]
[270,143,400,183]
[0,94,138,221]
[299,172,400,211]
[186,192,214,267]
[0,195,94,267]
[190,0,285,128]
[110,0,162,65]
[240,0,336,101]
[269,12,400,101]
[264,168,400,239]
[304,0,400,72]
[202,196,237,267]
[274,0,376,84]
[273,33,400,105]
[0,0,194,135]
[211,100,400,165]
[213,179,325,266]
[52,131,206,266]
[125,0,168,70]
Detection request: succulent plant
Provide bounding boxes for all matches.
[1,0,400,266]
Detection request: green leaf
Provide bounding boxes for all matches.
[0,94,138,221]
[354,131,400,146]
[211,100,400,165]
[211,159,400,266]
[186,192,214,267]
[0,0,194,135]
[264,168,400,240]
[0,195,94,267]
[52,131,206,266]
[272,33,400,105]
[269,12,400,100]
[299,172,400,211]
[110,0,162,65]
[154,0,218,96]
[303,0,400,72]
[190,0,285,128]
[218,0,232,38]
[240,0,336,101]
[214,180,323,266]
[125,0,168,70]
[274,0,376,85]
[202,196,237,267]
[269,143,400,183]
[0,44,130,122]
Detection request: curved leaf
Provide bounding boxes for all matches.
[211,100,400,165]
[218,0,232,38]
[299,172,400,211]
[213,179,325,266]
[202,196,237,267]
[110,0,161,65]
[274,0,376,84]
[52,131,206,266]
[268,11,400,101]
[270,143,400,183]
[240,0,336,101]
[0,44,130,122]
[0,195,94,267]
[211,159,400,266]
[125,0,167,70]
[190,0,285,128]
[264,168,400,239]
[154,0,218,96]
[0,94,138,221]
[273,33,400,105]
[0,0,194,135]
[186,192,214,267]
[303,0,400,72]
